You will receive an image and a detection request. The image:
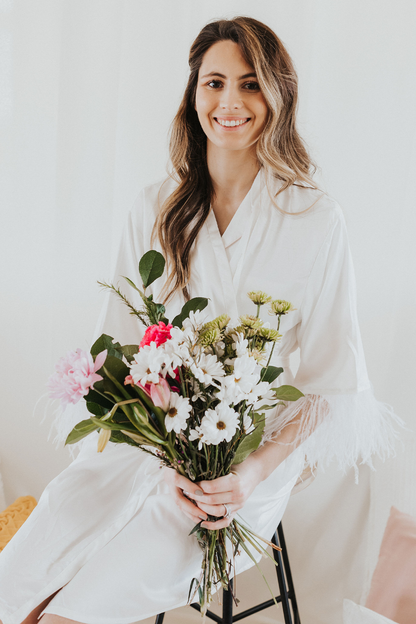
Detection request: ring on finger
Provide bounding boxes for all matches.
[223,503,231,519]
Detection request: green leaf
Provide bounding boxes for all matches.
[89,416,138,432]
[272,385,304,401]
[90,334,123,360]
[102,355,130,386]
[261,366,283,384]
[109,430,141,447]
[84,388,114,410]
[139,251,165,288]
[172,297,209,328]
[120,344,139,364]
[232,419,265,465]
[122,276,143,295]
[65,419,99,445]
[86,402,109,417]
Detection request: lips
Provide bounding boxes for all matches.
[214,117,251,128]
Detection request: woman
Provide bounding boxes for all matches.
[0,16,400,624]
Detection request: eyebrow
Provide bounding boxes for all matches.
[200,71,257,80]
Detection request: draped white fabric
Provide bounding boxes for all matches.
[0,2,415,623]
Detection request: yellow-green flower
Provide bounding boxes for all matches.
[201,314,230,333]
[259,327,281,342]
[269,300,295,316]
[199,327,221,347]
[247,291,272,306]
[250,348,267,364]
[239,315,264,330]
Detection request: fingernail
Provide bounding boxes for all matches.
[201,522,208,528]
[199,515,207,521]
[183,491,189,496]
[194,489,203,496]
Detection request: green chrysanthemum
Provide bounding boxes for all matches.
[269,300,295,316]
[239,315,264,330]
[199,327,221,347]
[259,327,282,342]
[247,290,272,306]
[201,314,230,333]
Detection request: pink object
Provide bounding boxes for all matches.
[149,377,171,411]
[48,349,107,406]
[366,506,416,624]
[139,322,172,348]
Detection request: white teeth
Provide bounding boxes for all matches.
[216,118,248,127]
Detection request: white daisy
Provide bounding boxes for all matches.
[183,310,207,332]
[245,381,276,406]
[130,342,165,385]
[189,425,205,450]
[243,413,255,435]
[232,333,249,357]
[224,354,261,403]
[191,352,225,385]
[164,393,192,434]
[199,403,240,445]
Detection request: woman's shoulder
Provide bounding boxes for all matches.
[269,179,343,222]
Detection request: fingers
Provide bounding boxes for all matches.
[168,479,208,523]
[163,467,204,497]
[196,501,229,518]
[201,514,234,530]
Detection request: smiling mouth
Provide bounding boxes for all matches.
[214,117,251,128]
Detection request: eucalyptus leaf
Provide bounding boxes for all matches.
[261,366,283,384]
[172,297,209,327]
[90,334,122,360]
[65,419,99,445]
[272,385,304,401]
[232,419,265,464]
[139,251,165,288]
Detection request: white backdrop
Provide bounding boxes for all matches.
[1,2,415,623]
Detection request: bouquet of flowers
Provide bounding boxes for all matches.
[48,251,303,614]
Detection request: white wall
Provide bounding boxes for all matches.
[1,2,415,623]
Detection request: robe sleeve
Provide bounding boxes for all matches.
[264,207,402,475]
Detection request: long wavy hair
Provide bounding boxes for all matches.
[154,16,317,301]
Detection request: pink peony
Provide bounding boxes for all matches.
[139,322,173,348]
[48,349,107,406]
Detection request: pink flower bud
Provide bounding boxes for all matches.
[149,377,171,411]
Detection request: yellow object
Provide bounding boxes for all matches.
[0,496,37,551]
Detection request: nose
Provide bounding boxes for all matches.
[219,84,242,110]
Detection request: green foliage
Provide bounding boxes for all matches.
[120,344,139,364]
[261,366,283,384]
[86,402,109,417]
[232,417,265,464]
[90,334,122,361]
[65,419,99,445]
[272,385,304,401]
[172,297,209,328]
[139,250,165,288]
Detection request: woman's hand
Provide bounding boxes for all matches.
[163,468,210,524]
[165,454,265,529]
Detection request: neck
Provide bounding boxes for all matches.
[207,142,260,200]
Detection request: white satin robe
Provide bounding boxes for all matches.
[0,171,400,624]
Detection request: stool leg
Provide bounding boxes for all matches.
[277,523,301,624]
[222,579,233,624]
[155,614,165,623]
[272,528,293,624]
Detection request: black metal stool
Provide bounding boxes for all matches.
[155,522,301,624]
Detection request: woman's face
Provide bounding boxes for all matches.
[195,40,268,153]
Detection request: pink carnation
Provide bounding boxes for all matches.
[48,349,107,406]
[139,322,173,348]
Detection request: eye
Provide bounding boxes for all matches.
[242,81,260,91]
[207,80,223,89]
